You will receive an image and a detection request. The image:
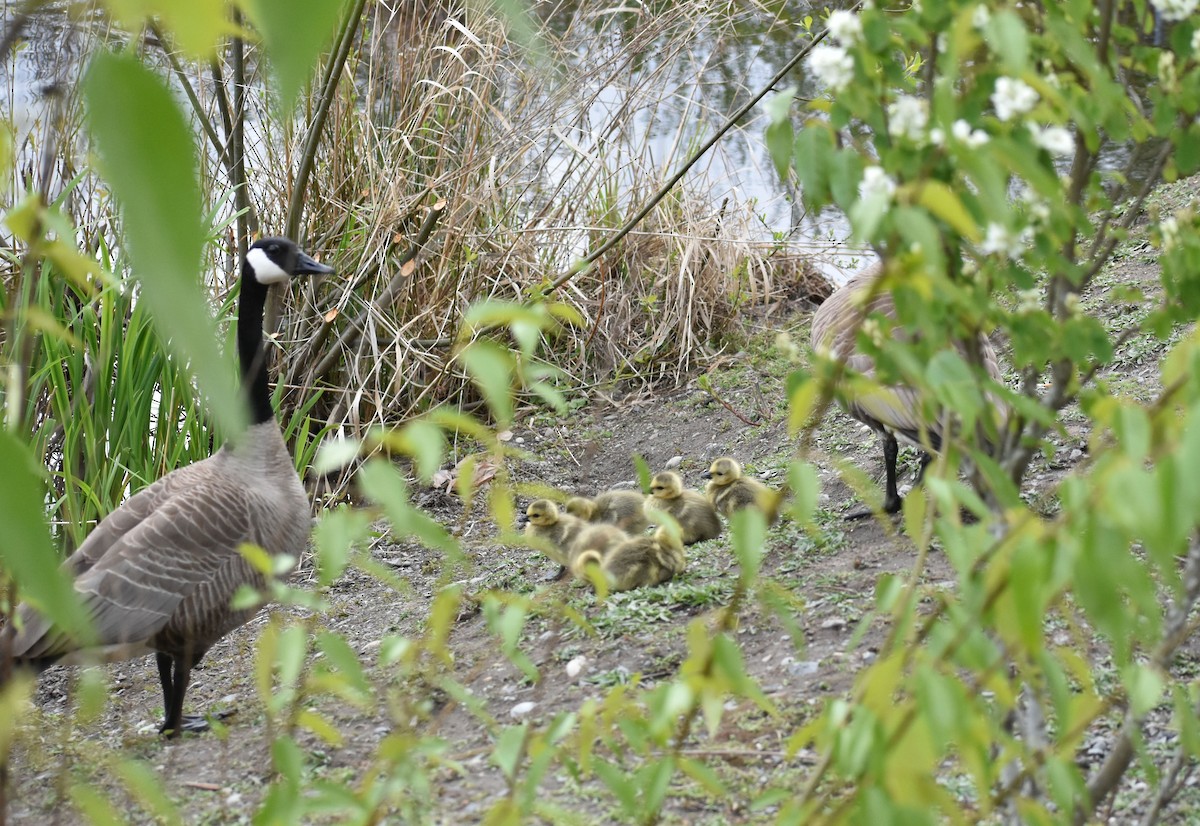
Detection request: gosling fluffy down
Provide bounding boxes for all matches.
[519,499,586,566]
[571,526,685,592]
[643,471,721,545]
[702,457,781,525]
[565,490,649,534]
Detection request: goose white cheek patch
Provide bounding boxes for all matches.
[247,248,291,284]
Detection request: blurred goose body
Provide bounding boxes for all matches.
[810,262,1005,516]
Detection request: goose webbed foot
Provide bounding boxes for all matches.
[160,709,235,738]
[842,493,903,521]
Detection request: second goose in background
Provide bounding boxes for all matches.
[810,262,1006,518]
[644,471,721,545]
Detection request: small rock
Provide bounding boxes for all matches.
[566,656,587,679]
[821,617,846,630]
[510,701,536,719]
[665,455,683,470]
[515,437,525,444]
[786,660,820,677]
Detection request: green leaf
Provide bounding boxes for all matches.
[793,124,834,209]
[241,0,349,111]
[460,340,515,427]
[985,10,1030,72]
[83,53,244,436]
[764,87,797,180]
[0,431,91,643]
[787,460,819,525]
[491,725,527,781]
[730,508,766,581]
[1125,664,1165,717]
[115,759,183,823]
[915,181,980,243]
[106,0,232,58]
[312,506,371,587]
[315,631,371,699]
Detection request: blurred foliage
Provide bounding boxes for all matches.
[3,0,1200,824]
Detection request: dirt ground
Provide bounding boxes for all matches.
[3,178,1193,824]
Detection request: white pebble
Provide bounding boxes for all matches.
[510,701,536,719]
[566,656,587,678]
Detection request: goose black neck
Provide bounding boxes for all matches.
[237,264,275,426]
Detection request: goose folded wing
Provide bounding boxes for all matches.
[61,461,214,578]
[11,482,255,660]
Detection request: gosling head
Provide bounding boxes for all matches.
[649,472,684,500]
[564,496,596,520]
[702,457,743,487]
[521,498,561,527]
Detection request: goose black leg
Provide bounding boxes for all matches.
[157,653,215,737]
[914,451,933,485]
[845,432,904,520]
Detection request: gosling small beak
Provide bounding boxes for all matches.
[701,471,712,480]
[516,512,529,526]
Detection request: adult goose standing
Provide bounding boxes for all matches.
[0,237,332,736]
[810,262,1006,518]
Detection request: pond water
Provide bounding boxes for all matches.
[2,1,865,279]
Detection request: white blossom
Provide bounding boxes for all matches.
[1017,183,1052,222]
[808,45,855,92]
[1161,215,1181,251]
[1151,0,1199,23]
[887,95,928,142]
[1028,124,1075,157]
[972,4,991,28]
[860,318,885,347]
[991,77,1039,121]
[859,165,897,201]
[952,118,990,147]
[1192,28,1200,53]
[980,222,1031,258]
[826,10,862,45]
[930,127,946,146]
[1016,288,1041,314]
[1160,50,1179,90]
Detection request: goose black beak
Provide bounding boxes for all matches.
[516,512,529,526]
[293,250,334,276]
[701,471,712,479]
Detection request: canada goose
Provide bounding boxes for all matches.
[702,457,781,525]
[810,262,1006,517]
[518,499,586,569]
[0,237,331,737]
[571,527,685,592]
[643,471,721,545]
[564,490,649,534]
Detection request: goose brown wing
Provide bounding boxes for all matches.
[11,479,254,660]
[61,461,214,578]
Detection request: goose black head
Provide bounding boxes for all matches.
[245,236,334,285]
